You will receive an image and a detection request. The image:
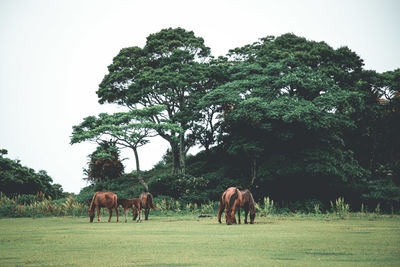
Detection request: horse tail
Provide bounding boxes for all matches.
[227,188,239,213]
[89,192,98,212]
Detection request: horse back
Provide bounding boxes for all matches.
[224,187,242,211]
[94,192,118,208]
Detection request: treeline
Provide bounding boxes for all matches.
[70,28,398,212]
[2,29,398,214]
[0,149,64,199]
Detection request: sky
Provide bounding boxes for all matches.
[0,0,399,194]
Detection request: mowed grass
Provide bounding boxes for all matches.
[0,215,399,266]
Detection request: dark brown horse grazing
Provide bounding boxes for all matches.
[240,189,256,224]
[133,192,159,220]
[117,198,142,223]
[89,192,119,223]
[217,187,243,225]
[218,188,256,225]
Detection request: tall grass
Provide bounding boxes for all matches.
[0,193,88,217]
[330,197,350,218]
[0,193,396,218]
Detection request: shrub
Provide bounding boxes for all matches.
[330,197,350,217]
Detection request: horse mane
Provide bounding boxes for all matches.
[227,188,239,213]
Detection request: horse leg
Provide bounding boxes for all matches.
[145,208,149,220]
[115,206,119,223]
[96,206,100,222]
[124,208,127,223]
[132,207,138,220]
[244,207,249,224]
[217,201,224,224]
[108,208,112,222]
[237,207,240,224]
[224,204,229,224]
[137,207,142,223]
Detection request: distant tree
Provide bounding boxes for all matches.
[71,106,181,191]
[84,141,124,183]
[0,150,63,198]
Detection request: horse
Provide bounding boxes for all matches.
[89,192,119,223]
[217,187,256,225]
[117,198,142,223]
[133,192,159,220]
[217,187,243,225]
[240,189,256,224]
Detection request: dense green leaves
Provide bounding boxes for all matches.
[75,29,400,210]
[0,150,63,198]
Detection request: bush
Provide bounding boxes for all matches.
[0,193,89,217]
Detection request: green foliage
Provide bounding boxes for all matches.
[0,151,64,198]
[0,193,87,217]
[262,197,275,215]
[148,174,210,203]
[84,141,124,183]
[96,27,216,174]
[73,30,399,213]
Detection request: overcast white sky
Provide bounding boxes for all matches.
[0,0,399,194]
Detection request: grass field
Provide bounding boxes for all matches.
[0,215,399,266]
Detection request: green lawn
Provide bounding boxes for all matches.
[0,215,399,266]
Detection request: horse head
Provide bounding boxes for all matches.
[250,211,256,224]
[89,209,95,222]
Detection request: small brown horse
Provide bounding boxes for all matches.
[218,187,243,225]
[218,187,256,225]
[133,192,159,221]
[118,198,142,223]
[89,192,119,223]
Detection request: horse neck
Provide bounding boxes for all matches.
[89,193,98,211]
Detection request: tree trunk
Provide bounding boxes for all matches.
[250,157,257,186]
[170,141,181,175]
[132,147,148,192]
[179,134,186,175]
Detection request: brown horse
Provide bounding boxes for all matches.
[89,192,119,223]
[240,189,256,224]
[133,192,159,220]
[217,187,243,225]
[118,198,142,223]
[217,187,256,225]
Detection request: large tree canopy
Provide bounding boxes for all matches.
[200,33,373,201]
[97,28,213,174]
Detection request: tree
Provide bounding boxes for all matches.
[84,141,124,183]
[71,106,181,191]
[201,33,367,199]
[97,28,212,174]
[0,149,63,198]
